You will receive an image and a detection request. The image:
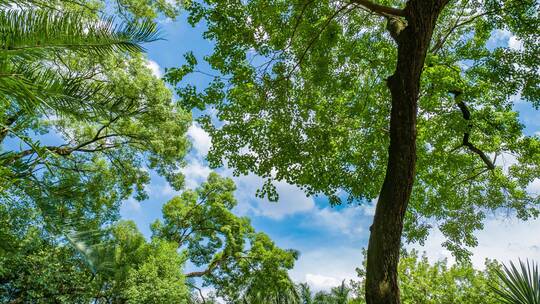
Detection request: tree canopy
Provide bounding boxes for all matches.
[169,0,540,261]
[167,0,539,301]
[0,0,191,236]
[1,0,539,302]
[153,172,299,302]
[1,0,298,302]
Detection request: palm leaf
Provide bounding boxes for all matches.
[0,58,113,117]
[0,9,161,58]
[492,260,540,304]
[64,228,114,275]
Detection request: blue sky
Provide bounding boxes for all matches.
[120,14,540,291]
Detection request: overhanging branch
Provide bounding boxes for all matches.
[349,0,405,17]
[184,254,227,278]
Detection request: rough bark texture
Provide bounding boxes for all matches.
[365,1,448,303]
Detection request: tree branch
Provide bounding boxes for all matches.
[184,254,227,278]
[0,111,23,143]
[349,0,405,17]
[284,3,352,80]
[451,90,495,170]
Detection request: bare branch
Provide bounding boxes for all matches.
[451,90,495,170]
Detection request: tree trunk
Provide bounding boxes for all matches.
[365,1,448,303]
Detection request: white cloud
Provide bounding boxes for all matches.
[148,182,179,198]
[290,246,363,291]
[306,207,364,236]
[469,217,540,267]
[182,122,315,218]
[495,152,518,174]
[508,35,524,51]
[527,179,540,195]
[233,174,315,220]
[146,59,162,78]
[486,29,524,51]
[361,201,377,216]
[181,160,212,189]
[410,216,540,269]
[187,123,212,157]
[305,274,341,291]
[120,197,141,213]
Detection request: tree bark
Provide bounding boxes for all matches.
[365,1,448,303]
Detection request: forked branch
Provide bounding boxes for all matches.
[451,90,495,170]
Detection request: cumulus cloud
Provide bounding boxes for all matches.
[508,35,524,50]
[305,274,341,291]
[290,246,363,291]
[184,122,316,218]
[147,182,179,198]
[187,123,212,157]
[409,216,540,269]
[181,160,212,189]
[495,152,518,174]
[120,197,141,213]
[486,29,524,51]
[231,173,315,219]
[146,59,162,78]
[305,207,365,236]
[527,178,540,195]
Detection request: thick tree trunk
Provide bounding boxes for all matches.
[365,1,447,303]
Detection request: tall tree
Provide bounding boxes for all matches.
[152,172,299,302]
[168,0,540,303]
[298,283,314,304]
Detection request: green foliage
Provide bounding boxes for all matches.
[0,215,191,303]
[1,1,300,302]
[171,0,540,260]
[0,228,94,303]
[153,172,299,302]
[100,221,190,303]
[113,0,181,20]
[296,281,354,304]
[0,8,161,113]
[298,283,313,304]
[492,260,540,304]
[0,9,160,54]
[1,0,191,302]
[351,250,501,304]
[0,1,190,232]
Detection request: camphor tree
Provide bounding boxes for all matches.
[153,172,299,303]
[167,0,540,303]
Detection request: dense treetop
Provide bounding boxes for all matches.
[167,0,540,259]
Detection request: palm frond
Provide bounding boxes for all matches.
[0,58,111,117]
[0,9,161,58]
[65,228,114,275]
[492,259,540,304]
